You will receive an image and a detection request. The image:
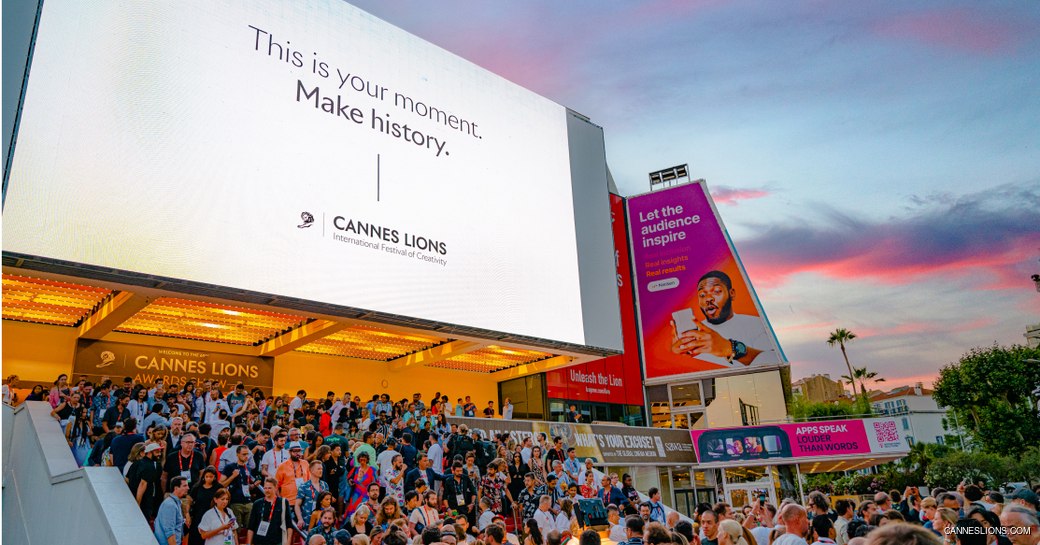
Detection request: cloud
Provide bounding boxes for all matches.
[736,182,1040,290]
[871,8,1030,56]
[711,185,771,206]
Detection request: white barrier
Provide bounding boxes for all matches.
[2,401,156,545]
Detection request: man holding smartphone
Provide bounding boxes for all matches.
[671,270,767,367]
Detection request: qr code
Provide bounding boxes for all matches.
[873,420,898,442]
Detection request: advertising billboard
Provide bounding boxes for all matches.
[448,416,695,465]
[546,194,644,405]
[3,0,620,351]
[626,182,785,380]
[75,340,274,395]
[690,417,909,464]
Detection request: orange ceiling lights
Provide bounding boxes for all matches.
[116,297,309,345]
[295,325,449,361]
[2,273,113,326]
[427,345,554,373]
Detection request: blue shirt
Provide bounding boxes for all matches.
[154,495,184,544]
[297,479,329,524]
[649,502,666,523]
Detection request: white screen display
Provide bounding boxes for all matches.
[4,1,592,346]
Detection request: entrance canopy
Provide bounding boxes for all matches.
[1,270,591,381]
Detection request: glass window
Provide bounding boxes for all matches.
[724,466,770,484]
[499,375,546,420]
[670,382,702,408]
[647,385,672,428]
[902,417,910,430]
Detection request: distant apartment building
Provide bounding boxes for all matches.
[791,373,847,403]
[869,383,962,445]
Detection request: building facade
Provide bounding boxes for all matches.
[869,383,963,445]
[791,373,847,403]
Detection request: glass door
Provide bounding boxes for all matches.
[725,483,775,508]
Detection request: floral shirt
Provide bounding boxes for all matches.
[386,467,404,504]
[297,479,329,524]
[480,474,506,513]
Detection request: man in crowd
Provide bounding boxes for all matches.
[154,476,189,545]
[275,441,310,510]
[163,431,204,490]
[1001,505,1040,545]
[773,504,810,545]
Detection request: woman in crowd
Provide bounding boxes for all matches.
[2,375,19,405]
[308,492,335,531]
[48,373,70,408]
[933,507,959,544]
[305,432,325,461]
[26,384,46,402]
[346,451,377,516]
[50,390,89,446]
[344,505,375,537]
[580,471,598,498]
[123,442,147,478]
[197,487,239,545]
[523,519,543,545]
[717,520,748,545]
[555,498,581,540]
[529,446,547,487]
[507,452,529,501]
[188,466,222,545]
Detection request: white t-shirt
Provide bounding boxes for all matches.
[410,506,440,529]
[751,526,773,545]
[695,313,774,366]
[377,449,399,486]
[261,448,289,478]
[533,509,555,542]
[427,443,444,476]
[3,384,14,404]
[554,512,575,535]
[206,398,231,424]
[773,533,810,545]
[288,396,304,419]
[609,523,627,543]
[478,509,495,530]
[198,507,236,545]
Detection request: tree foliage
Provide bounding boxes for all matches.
[787,395,873,421]
[932,344,1040,455]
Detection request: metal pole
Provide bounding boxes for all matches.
[795,463,805,504]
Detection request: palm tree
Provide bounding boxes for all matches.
[827,328,858,396]
[841,366,886,396]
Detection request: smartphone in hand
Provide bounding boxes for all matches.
[672,308,699,335]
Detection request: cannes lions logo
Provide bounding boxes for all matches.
[97,350,116,368]
[298,211,315,228]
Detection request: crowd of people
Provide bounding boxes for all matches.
[687,486,1039,545]
[6,373,1039,545]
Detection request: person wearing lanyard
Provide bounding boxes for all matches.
[295,460,328,529]
[409,490,441,535]
[198,488,239,545]
[164,432,203,492]
[275,441,310,520]
[155,476,190,545]
[247,478,292,545]
[221,445,256,527]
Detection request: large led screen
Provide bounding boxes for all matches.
[3,1,620,350]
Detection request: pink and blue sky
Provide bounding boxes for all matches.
[352,1,1040,388]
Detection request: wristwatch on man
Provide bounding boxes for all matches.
[728,339,748,362]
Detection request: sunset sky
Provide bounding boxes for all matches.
[352,0,1040,389]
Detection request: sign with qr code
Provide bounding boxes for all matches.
[690,417,908,463]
